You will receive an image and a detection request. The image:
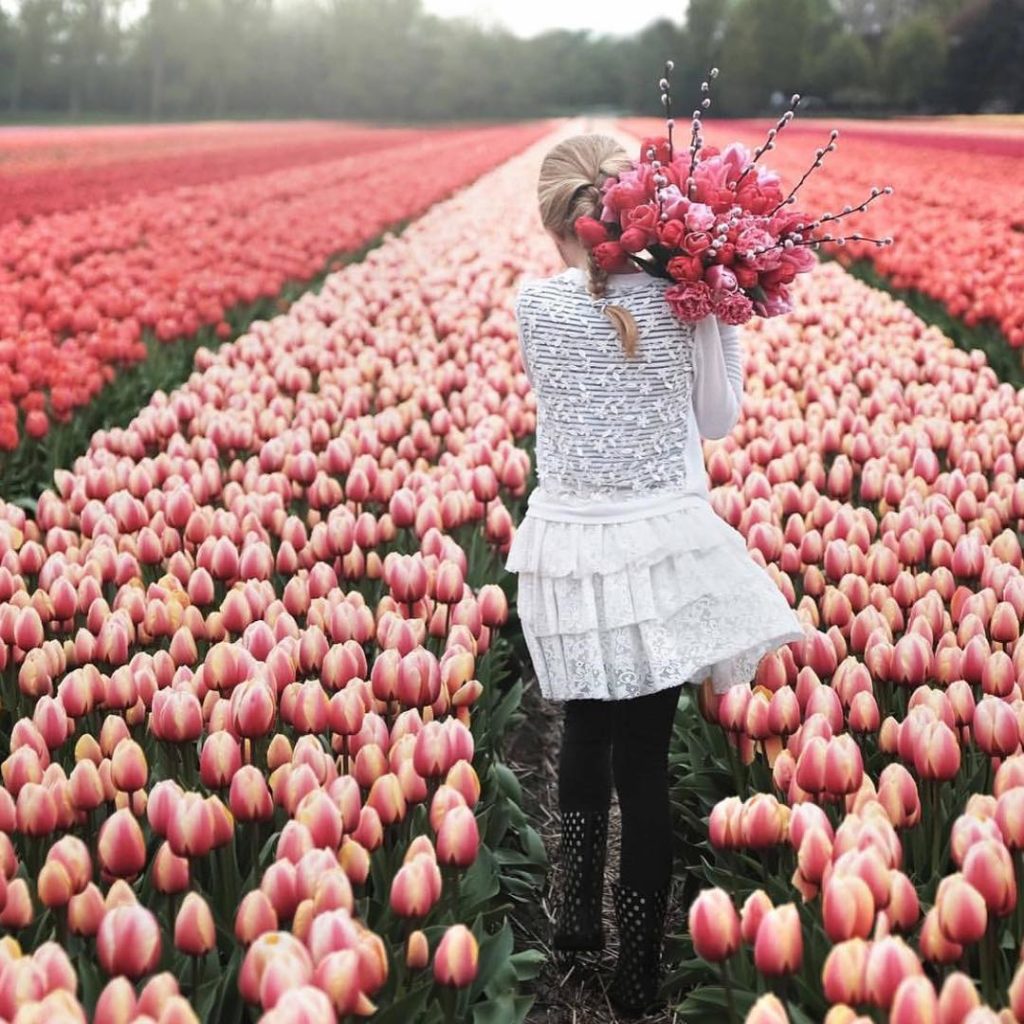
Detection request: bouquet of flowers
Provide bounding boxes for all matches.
[574,62,895,325]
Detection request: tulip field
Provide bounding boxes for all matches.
[4,113,1024,1024]
[0,120,548,498]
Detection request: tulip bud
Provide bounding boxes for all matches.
[175,892,216,956]
[740,889,773,945]
[938,971,980,1024]
[823,873,875,942]
[753,904,803,975]
[96,905,162,978]
[98,807,147,878]
[390,855,442,918]
[745,993,790,1024]
[67,882,105,937]
[936,874,987,945]
[402,929,429,971]
[919,906,963,964]
[229,764,274,822]
[433,923,478,987]
[94,976,138,1024]
[688,888,740,962]
[235,890,278,946]
[890,975,938,1024]
[435,804,480,868]
[864,935,923,1009]
[963,839,1016,916]
[312,948,376,1016]
[822,937,869,1005]
[199,732,242,789]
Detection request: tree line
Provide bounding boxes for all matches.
[0,0,1020,122]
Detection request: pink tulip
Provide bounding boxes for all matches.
[688,888,740,962]
[433,924,479,987]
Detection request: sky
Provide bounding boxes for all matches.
[419,0,687,37]
[0,0,688,37]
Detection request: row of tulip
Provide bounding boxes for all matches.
[0,128,570,1022]
[0,121,548,494]
[648,246,1024,1021]
[0,122,425,226]
[622,117,1024,352]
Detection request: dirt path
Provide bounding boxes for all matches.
[506,676,690,1024]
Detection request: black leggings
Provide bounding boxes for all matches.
[558,684,683,893]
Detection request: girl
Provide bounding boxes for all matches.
[504,134,805,1017]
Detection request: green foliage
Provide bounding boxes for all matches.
[805,30,876,102]
[879,11,949,109]
[1,0,1019,121]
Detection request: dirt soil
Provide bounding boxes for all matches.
[505,676,690,1024]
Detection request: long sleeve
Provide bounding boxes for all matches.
[514,287,535,387]
[692,316,744,440]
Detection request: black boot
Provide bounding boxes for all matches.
[551,809,608,951]
[607,880,670,1017]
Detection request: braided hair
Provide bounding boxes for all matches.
[537,135,640,358]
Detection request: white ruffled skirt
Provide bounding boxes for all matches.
[504,487,807,702]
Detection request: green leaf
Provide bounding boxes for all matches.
[492,762,522,803]
[469,918,514,1000]
[371,983,434,1024]
[508,948,546,982]
[471,993,533,1024]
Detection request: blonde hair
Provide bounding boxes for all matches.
[537,134,640,358]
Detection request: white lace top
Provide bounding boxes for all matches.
[514,266,743,507]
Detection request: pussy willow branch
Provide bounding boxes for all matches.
[793,188,893,233]
[733,97,800,189]
[767,129,839,216]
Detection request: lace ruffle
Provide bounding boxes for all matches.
[510,508,806,701]
[503,499,750,578]
[518,560,805,701]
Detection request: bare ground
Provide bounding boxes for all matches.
[505,676,690,1024]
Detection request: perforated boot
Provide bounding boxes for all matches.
[607,880,669,1017]
[551,809,608,951]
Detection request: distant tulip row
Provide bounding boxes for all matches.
[0,133,560,1022]
[648,251,1024,1022]
[0,120,546,475]
[622,117,1024,350]
[0,121,425,226]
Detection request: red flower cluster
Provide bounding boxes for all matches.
[574,64,892,328]
[623,115,1024,348]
